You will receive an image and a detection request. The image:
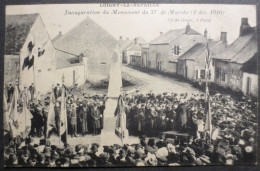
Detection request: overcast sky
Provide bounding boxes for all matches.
[6,4,256,44]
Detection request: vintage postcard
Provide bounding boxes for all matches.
[3,2,257,167]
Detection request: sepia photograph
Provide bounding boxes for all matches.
[3,2,258,167]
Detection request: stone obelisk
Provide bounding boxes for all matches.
[101,47,123,145]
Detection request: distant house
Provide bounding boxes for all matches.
[5,13,56,94]
[177,32,227,81]
[149,23,207,74]
[241,54,257,96]
[122,37,146,64]
[54,17,118,83]
[141,43,149,68]
[212,18,257,94]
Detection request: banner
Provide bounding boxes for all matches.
[60,86,68,144]
[46,89,56,137]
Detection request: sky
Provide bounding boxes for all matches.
[6,3,256,45]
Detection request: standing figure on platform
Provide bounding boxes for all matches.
[54,84,62,100]
[29,83,35,101]
[91,104,100,136]
[7,84,14,102]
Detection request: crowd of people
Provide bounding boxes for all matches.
[4,83,257,167]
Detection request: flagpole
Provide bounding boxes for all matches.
[205,40,212,144]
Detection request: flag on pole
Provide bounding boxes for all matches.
[46,89,56,138]
[60,86,68,145]
[204,41,212,142]
[4,93,10,134]
[8,85,20,138]
[17,92,33,138]
[114,95,128,145]
[8,85,19,124]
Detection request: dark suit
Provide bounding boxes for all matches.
[91,108,100,135]
[54,106,61,135]
[70,106,77,137]
[54,87,62,100]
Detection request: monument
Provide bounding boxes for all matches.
[101,46,129,145]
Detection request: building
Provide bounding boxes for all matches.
[177,32,227,81]
[5,14,90,94]
[54,17,118,83]
[149,23,207,74]
[5,14,56,94]
[212,18,257,94]
[140,43,150,68]
[122,37,146,64]
[241,54,258,96]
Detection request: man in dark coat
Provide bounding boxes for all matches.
[91,104,101,136]
[77,103,83,135]
[54,102,61,136]
[175,101,188,132]
[82,103,89,135]
[70,103,77,137]
[54,84,62,100]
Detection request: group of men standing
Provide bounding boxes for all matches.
[49,83,106,138]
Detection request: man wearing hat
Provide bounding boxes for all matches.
[90,104,101,136]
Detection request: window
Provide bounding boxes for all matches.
[200,70,205,79]
[222,73,227,82]
[216,68,220,79]
[38,69,41,73]
[172,45,181,55]
[48,68,51,71]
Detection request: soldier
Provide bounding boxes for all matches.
[91,103,101,136]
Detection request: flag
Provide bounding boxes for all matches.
[4,93,10,134]
[204,41,212,142]
[9,85,19,122]
[60,86,68,144]
[115,95,128,145]
[8,85,20,138]
[46,89,56,138]
[17,93,33,138]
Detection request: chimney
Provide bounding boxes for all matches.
[220,32,227,42]
[185,23,191,34]
[240,18,251,36]
[134,38,138,44]
[119,36,123,40]
[160,32,163,35]
[204,29,208,38]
